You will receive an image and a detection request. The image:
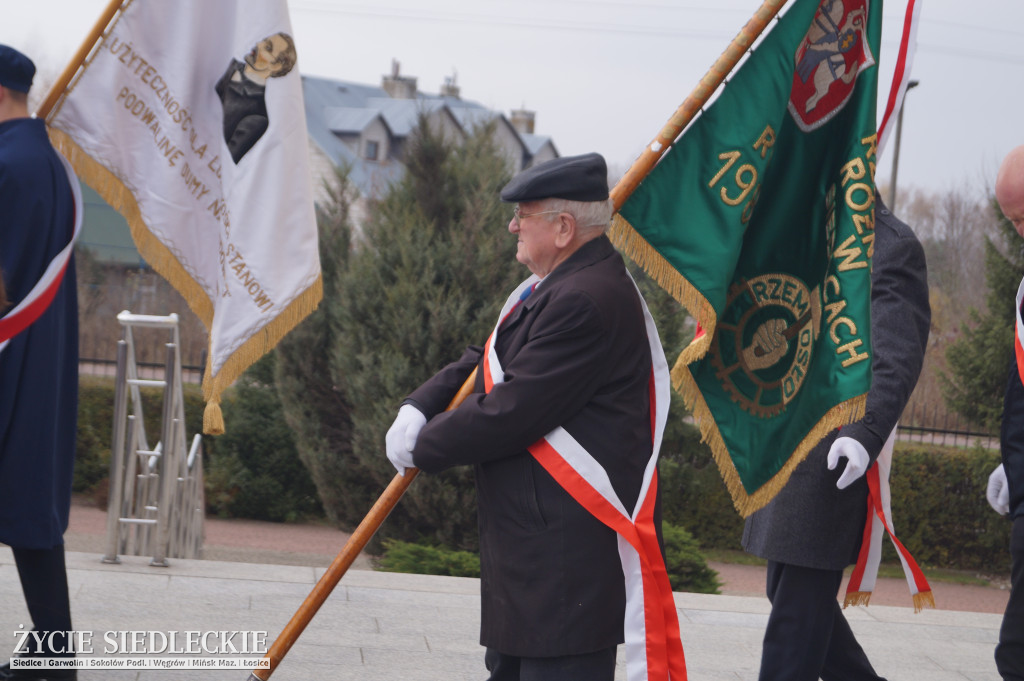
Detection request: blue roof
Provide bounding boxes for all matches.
[303,76,404,198]
[324,107,386,134]
[302,74,555,199]
[520,131,558,157]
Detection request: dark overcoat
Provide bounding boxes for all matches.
[407,235,657,657]
[1002,354,1024,519]
[743,200,931,569]
[0,117,79,549]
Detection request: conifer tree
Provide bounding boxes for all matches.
[277,117,521,548]
[206,353,322,522]
[275,167,362,525]
[941,200,1024,431]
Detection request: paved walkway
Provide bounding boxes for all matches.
[0,499,1008,680]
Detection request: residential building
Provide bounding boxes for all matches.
[303,60,558,215]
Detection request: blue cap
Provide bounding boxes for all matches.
[500,153,609,203]
[0,45,35,94]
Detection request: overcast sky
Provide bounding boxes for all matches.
[5,0,1023,199]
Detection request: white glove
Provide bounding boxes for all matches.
[988,464,1011,516]
[385,404,426,476]
[826,436,869,490]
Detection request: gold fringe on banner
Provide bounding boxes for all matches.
[49,127,215,326]
[49,126,323,435]
[608,212,869,515]
[610,214,714,364]
[199,275,323,435]
[675,356,867,518]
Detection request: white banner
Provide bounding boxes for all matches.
[48,0,321,432]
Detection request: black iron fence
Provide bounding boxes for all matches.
[896,399,998,449]
[80,357,204,384]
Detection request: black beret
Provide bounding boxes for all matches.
[500,152,609,203]
[0,45,34,94]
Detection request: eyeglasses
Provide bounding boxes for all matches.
[512,206,562,227]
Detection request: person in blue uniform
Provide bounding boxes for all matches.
[0,45,79,681]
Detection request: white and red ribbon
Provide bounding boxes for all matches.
[0,150,83,354]
[844,427,935,611]
[1014,276,1024,388]
[843,0,932,612]
[875,0,922,158]
[483,275,685,681]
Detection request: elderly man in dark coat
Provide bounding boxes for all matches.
[384,153,682,681]
[984,143,1024,680]
[742,195,930,681]
[0,45,80,680]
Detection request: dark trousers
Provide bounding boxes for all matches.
[10,545,74,657]
[759,560,886,681]
[484,646,617,681]
[997,516,1024,680]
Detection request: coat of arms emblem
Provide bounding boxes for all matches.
[788,0,874,132]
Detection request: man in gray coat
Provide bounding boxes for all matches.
[742,195,930,681]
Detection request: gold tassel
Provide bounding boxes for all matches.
[199,277,323,434]
[203,400,225,436]
[913,591,936,613]
[844,591,872,609]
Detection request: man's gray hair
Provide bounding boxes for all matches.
[543,197,614,234]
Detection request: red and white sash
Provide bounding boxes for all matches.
[482,275,686,681]
[844,427,934,612]
[1015,277,1024,388]
[0,151,83,354]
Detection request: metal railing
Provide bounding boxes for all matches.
[80,356,204,384]
[102,311,205,566]
[895,400,999,449]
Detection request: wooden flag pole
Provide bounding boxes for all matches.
[35,0,124,121]
[248,369,477,681]
[251,2,792,678]
[610,0,789,212]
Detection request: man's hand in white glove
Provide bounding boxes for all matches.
[826,436,869,490]
[987,464,1011,516]
[385,404,426,475]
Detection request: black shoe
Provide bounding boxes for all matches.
[0,662,76,680]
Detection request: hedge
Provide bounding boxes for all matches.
[658,425,1011,573]
[75,375,206,495]
[376,524,722,594]
[76,373,322,524]
[75,375,1013,573]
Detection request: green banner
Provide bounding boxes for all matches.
[614,0,881,516]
